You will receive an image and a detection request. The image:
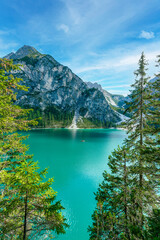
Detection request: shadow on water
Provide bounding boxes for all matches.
[28,128,125,140]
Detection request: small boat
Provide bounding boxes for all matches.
[81,140,85,142]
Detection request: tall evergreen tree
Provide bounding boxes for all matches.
[123,52,159,237]
[0,159,68,239]
[0,58,68,239]
[89,53,160,240]
[0,58,35,171]
[88,146,133,240]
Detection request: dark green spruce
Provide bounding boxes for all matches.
[88,146,132,239]
[89,53,160,240]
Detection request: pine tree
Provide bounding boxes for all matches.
[0,58,35,170]
[89,53,160,240]
[88,146,133,240]
[0,159,68,239]
[0,58,68,239]
[123,52,159,237]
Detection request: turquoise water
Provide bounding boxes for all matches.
[25,129,127,240]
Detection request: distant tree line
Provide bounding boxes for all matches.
[76,117,116,128]
[27,106,117,129]
[27,106,74,128]
[88,53,160,239]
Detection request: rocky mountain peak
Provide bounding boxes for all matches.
[15,45,38,58]
[86,81,103,91]
[3,45,126,128]
[4,45,40,60]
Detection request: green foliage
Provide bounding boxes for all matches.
[27,106,74,128]
[13,52,45,67]
[0,58,36,133]
[19,56,39,67]
[0,159,68,239]
[0,58,68,239]
[145,209,160,239]
[89,53,160,240]
[77,118,116,128]
[111,105,130,118]
[89,146,135,240]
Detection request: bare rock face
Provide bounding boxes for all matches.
[5,45,120,127]
[86,81,130,108]
[4,45,39,60]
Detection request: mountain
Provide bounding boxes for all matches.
[86,81,130,117]
[4,45,124,128]
[86,81,129,107]
[4,45,38,60]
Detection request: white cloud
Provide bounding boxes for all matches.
[63,40,160,95]
[68,40,160,75]
[73,51,158,74]
[57,24,69,33]
[139,30,155,39]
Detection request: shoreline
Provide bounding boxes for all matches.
[31,126,126,131]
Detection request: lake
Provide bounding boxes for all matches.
[25,128,127,240]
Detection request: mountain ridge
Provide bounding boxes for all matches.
[4,45,127,128]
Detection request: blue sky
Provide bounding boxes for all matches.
[0,0,160,95]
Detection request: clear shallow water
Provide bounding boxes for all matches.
[25,129,127,240]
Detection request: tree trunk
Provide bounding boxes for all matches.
[23,191,28,240]
[124,151,130,240]
[96,210,99,240]
[139,75,144,239]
